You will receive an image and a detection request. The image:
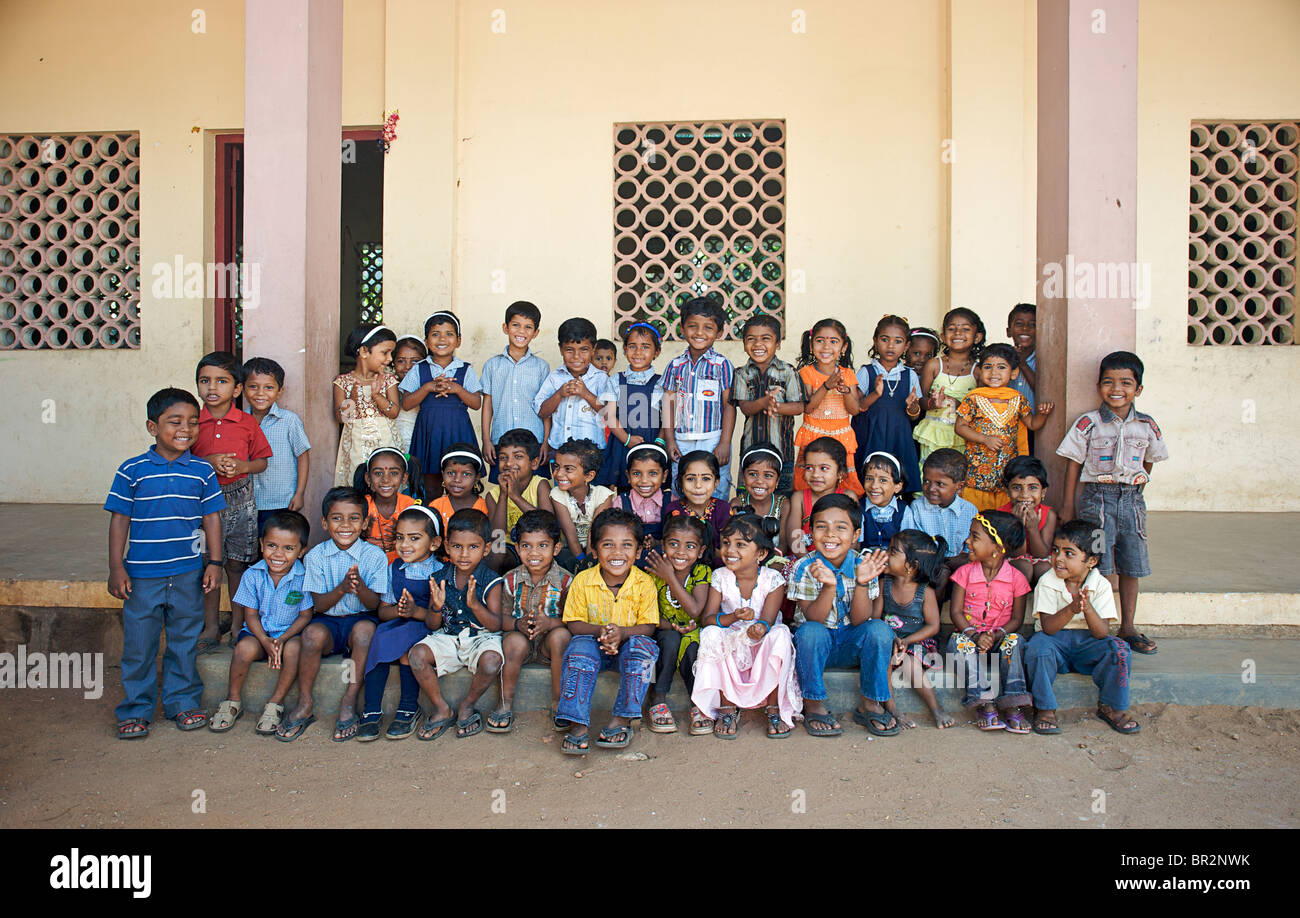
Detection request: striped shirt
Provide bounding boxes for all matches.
[251,403,311,511]
[232,559,313,637]
[104,447,226,578]
[480,347,551,443]
[302,537,390,616]
[661,347,733,436]
[532,365,617,449]
[899,496,978,558]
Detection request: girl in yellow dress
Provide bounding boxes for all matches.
[913,307,985,464]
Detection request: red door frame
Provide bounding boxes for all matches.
[212,129,383,354]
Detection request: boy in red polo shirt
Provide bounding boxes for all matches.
[194,351,273,652]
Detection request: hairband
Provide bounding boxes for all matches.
[359,324,392,346]
[742,446,783,466]
[441,449,484,472]
[627,441,668,461]
[405,503,443,534]
[396,334,425,347]
[624,321,662,341]
[366,446,407,467]
[865,451,901,475]
[974,514,1003,550]
[424,311,461,335]
[910,331,939,343]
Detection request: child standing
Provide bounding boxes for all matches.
[732,315,805,496]
[858,451,906,551]
[543,438,615,568]
[905,328,939,375]
[946,511,1033,733]
[593,338,619,374]
[899,448,980,593]
[356,447,416,561]
[533,317,622,461]
[794,318,864,496]
[644,515,712,734]
[1056,351,1168,656]
[333,325,401,486]
[954,343,1054,511]
[107,388,225,738]
[358,505,444,741]
[1000,455,1058,585]
[695,514,801,739]
[210,511,314,735]
[493,511,573,732]
[194,351,273,652]
[597,322,663,488]
[556,509,660,754]
[1006,303,1038,415]
[392,335,428,453]
[399,311,483,498]
[660,297,736,500]
[874,529,953,729]
[914,307,985,463]
[242,357,311,531]
[1025,520,1139,734]
[852,315,923,494]
[480,301,550,473]
[787,494,892,737]
[665,450,732,552]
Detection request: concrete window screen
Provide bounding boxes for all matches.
[1189,121,1298,345]
[358,242,383,326]
[613,120,786,340]
[0,133,141,349]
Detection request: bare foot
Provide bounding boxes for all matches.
[931,707,955,729]
[884,700,916,730]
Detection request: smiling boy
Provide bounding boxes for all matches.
[732,315,805,496]
[481,301,550,469]
[1057,351,1168,655]
[242,357,311,531]
[533,317,625,456]
[899,448,979,594]
[661,297,736,499]
[485,428,546,571]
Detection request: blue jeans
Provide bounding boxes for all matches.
[556,634,658,728]
[1026,630,1131,711]
[946,632,1032,709]
[116,571,205,722]
[793,619,894,703]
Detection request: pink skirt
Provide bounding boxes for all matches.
[691,622,803,728]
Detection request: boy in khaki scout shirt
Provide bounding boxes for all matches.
[1056,351,1168,656]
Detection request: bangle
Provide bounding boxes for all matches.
[205,559,224,568]
[715,613,726,628]
[755,620,771,634]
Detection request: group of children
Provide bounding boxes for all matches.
[106,296,1167,751]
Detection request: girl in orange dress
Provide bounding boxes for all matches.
[794,318,863,496]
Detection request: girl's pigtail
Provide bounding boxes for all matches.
[352,463,371,497]
[920,535,948,585]
[797,328,814,368]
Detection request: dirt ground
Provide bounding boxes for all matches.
[2,687,1298,829]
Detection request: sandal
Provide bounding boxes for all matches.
[803,712,842,737]
[561,732,590,755]
[255,703,284,735]
[976,707,1005,731]
[117,718,149,740]
[765,706,791,739]
[594,724,632,749]
[1003,709,1031,734]
[1122,632,1158,655]
[356,717,382,742]
[852,709,899,737]
[688,707,714,736]
[208,700,242,733]
[485,709,514,734]
[172,709,208,731]
[1033,714,1061,735]
[195,636,222,656]
[1097,706,1141,735]
[386,710,419,740]
[417,715,454,741]
[455,711,483,739]
[331,715,360,742]
[713,708,739,740]
[275,714,316,742]
[647,702,678,734]
[549,708,569,732]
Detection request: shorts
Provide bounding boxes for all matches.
[417,628,504,676]
[1077,482,1150,578]
[237,624,293,644]
[519,624,570,666]
[310,613,377,656]
[217,477,258,563]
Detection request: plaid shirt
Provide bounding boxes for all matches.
[899,496,978,558]
[787,549,875,629]
[660,347,733,436]
[732,356,804,460]
[503,563,572,620]
[232,559,313,636]
[251,403,311,511]
[480,347,550,443]
[302,537,390,616]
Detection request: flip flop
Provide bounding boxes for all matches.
[1122,633,1158,655]
[548,708,569,732]
[485,709,515,734]
[713,709,739,740]
[561,732,590,755]
[688,707,715,736]
[803,712,842,737]
[1033,716,1061,735]
[853,709,899,736]
[646,702,678,734]
[765,707,791,739]
[1097,707,1141,735]
[1004,709,1031,734]
[275,714,316,742]
[455,711,483,739]
[331,715,360,742]
[117,718,149,740]
[417,715,454,741]
[594,724,632,748]
[196,636,222,656]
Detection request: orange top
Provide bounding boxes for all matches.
[366,493,417,562]
[431,493,489,533]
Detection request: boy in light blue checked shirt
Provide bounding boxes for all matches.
[480,301,551,473]
[242,357,311,529]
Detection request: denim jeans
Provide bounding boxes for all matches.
[1025,630,1131,711]
[792,619,894,703]
[116,571,205,722]
[556,634,659,727]
[946,631,1032,710]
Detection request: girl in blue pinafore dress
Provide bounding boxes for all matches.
[398,311,483,499]
[851,315,924,496]
[597,322,664,489]
[358,506,444,741]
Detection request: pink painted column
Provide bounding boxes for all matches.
[1036,0,1139,486]
[241,0,343,536]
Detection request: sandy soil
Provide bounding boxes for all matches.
[3,685,1298,830]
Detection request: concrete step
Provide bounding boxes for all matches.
[195,637,1300,718]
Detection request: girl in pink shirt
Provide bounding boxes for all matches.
[944,510,1033,733]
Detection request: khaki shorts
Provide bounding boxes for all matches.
[417,628,504,676]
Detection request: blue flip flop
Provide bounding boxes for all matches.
[275,714,316,742]
[331,715,360,742]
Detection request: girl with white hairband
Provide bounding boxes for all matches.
[732,443,793,557]
[352,447,418,562]
[333,323,401,485]
[397,310,483,499]
[858,450,908,551]
[851,315,924,496]
[428,443,494,535]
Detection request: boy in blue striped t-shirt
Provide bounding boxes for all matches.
[105,388,225,739]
